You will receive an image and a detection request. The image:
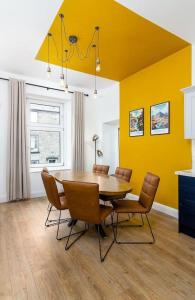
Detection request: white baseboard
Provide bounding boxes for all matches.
[0,192,45,203]
[0,191,179,219]
[126,193,178,219]
[30,191,45,198]
[0,194,7,203]
[152,202,178,219]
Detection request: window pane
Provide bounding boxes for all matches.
[30,130,62,165]
[30,103,60,125]
[31,135,39,153]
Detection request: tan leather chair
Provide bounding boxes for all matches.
[114,167,132,182]
[100,167,132,203]
[42,167,64,197]
[93,164,110,175]
[42,167,65,218]
[114,172,160,244]
[62,180,115,262]
[41,171,71,240]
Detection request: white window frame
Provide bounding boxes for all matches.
[27,95,65,169]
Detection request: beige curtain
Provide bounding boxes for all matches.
[71,91,84,171]
[7,79,30,201]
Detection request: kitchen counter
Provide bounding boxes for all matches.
[175,169,195,177]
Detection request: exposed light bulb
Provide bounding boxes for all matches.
[96,58,101,72]
[60,73,65,87]
[46,66,51,79]
[64,84,69,94]
[93,89,98,99]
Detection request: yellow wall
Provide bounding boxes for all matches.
[120,46,192,209]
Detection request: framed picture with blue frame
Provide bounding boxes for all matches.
[129,108,144,137]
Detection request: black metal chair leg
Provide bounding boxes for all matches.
[56,210,62,240]
[47,202,51,211]
[56,211,83,241]
[45,205,52,227]
[114,213,144,228]
[47,202,57,212]
[97,220,115,262]
[115,213,155,244]
[145,214,155,244]
[106,212,131,227]
[45,205,71,228]
[65,223,88,250]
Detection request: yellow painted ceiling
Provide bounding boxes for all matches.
[36,0,189,81]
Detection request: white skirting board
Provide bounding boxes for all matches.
[0,194,7,203]
[0,192,179,219]
[30,191,46,198]
[0,191,46,203]
[126,193,178,219]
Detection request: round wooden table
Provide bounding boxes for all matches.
[53,170,132,196]
[53,170,132,237]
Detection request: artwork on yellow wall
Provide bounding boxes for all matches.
[129,108,144,137]
[150,101,170,135]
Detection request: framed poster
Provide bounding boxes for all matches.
[150,101,170,135]
[129,108,144,137]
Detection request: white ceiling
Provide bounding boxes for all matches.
[0,0,116,90]
[116,0,195,43]
[0,0,195,90]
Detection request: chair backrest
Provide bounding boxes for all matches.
[114,167,132,182]
[62,181,101,224]
[93,164,109,175]
[139,172,160,212]
[41,171,61,210]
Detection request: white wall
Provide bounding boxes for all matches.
[192,45,195,86]
[185,46,195,169]
[84,82,120,172]
[0,73,72,202]
[0,73,119,202]
[0,80,9,202]
[102,122,119,174]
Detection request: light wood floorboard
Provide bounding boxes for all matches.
[0,198,195,300]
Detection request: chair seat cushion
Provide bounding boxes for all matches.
[60,196,68,210]
[99,205,113,222]
[114,200,148,213]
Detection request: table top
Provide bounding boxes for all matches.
[53,170,132,196]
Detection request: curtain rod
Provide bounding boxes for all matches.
[0,77,89,97]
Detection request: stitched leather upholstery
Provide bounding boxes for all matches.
[115,172,160,213]
[114,200,148,213]
[100,167,132,201]
[41,171,68,210]
[113,167,132,182]
[62,181,112,224]
[42,167,65,197]
[93,164,110,175]
[139,172,160,211]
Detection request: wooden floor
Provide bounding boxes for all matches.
[1,198,195,300]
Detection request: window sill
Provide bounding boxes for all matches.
[30,166,70,173]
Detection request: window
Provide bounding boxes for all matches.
[28,98,64,168]
[31,135,39,153]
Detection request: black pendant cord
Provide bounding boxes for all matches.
[0,77,89,97]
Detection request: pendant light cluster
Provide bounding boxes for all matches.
[46,13,101,97]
